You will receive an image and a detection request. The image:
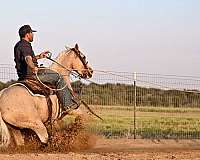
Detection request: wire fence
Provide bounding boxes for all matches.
[1,65,200,139]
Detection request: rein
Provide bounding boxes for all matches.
[37,50,103,121]
[47,51,82,78]
[35,51,81,91]
[46,55,95,84]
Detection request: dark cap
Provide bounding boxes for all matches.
[18,25,37,38]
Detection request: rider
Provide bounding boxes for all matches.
[14,24,80,114]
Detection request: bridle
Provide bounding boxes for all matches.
[36,47,103,121]
[70,47,93,79]
[35,48,88,91]
[36,47,93,91]
[46,47,91,79]
[71,48,89,71]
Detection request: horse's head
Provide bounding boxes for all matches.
[68,44,93,78]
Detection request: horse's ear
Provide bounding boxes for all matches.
[75,43,79,50]
[65,46,70,51]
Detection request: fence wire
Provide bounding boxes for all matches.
[0,65,200,139]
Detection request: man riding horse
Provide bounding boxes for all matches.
[14,25,80,115]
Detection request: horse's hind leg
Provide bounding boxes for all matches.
[5,117,49,145]
[9,127,24,146]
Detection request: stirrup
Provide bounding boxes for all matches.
[66,102,79,111]
[60,103,79,117]
[59,107,73,120]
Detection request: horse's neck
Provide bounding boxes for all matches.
[49,51,71,75]
[49,51,73,90]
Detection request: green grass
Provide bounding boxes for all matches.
[72,105,200,139]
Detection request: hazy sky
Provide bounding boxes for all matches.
[0,0,200,76]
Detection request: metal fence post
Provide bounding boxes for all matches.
[133,72,137,139]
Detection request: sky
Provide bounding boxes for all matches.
[0,0,200,76]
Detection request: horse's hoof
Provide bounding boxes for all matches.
[40,142,48,150]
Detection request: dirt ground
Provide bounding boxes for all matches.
[1,138,200,160]
[0,117,200,160]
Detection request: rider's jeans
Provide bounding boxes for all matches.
[34,68,75,108]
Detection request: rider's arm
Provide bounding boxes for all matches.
[35,51,49,60]
[25,56,38,73]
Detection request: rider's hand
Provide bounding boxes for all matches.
[39,51,50,59]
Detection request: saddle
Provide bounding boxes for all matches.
[19,77,56,124]
[17,77,82,122]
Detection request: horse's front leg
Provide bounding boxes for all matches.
[30,120,49,146]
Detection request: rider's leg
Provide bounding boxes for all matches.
[36,69,80,110]
[36,69,60,85]
[56,77,80,109]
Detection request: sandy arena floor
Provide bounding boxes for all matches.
[1,138,200,160]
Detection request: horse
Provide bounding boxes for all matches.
[0,44,93,148]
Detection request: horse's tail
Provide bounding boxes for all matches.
[0,89,11,148]
[0,111,11,148]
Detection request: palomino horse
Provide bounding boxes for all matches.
[0,44,93,148]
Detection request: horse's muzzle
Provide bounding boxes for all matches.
[87,67,93,78]
[82,67,93,78]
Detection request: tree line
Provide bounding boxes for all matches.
[72,82,200,108]
[0,80,200,108]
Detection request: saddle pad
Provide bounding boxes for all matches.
[8,83,46,97]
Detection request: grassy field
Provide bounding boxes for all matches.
[64,105,200,139]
